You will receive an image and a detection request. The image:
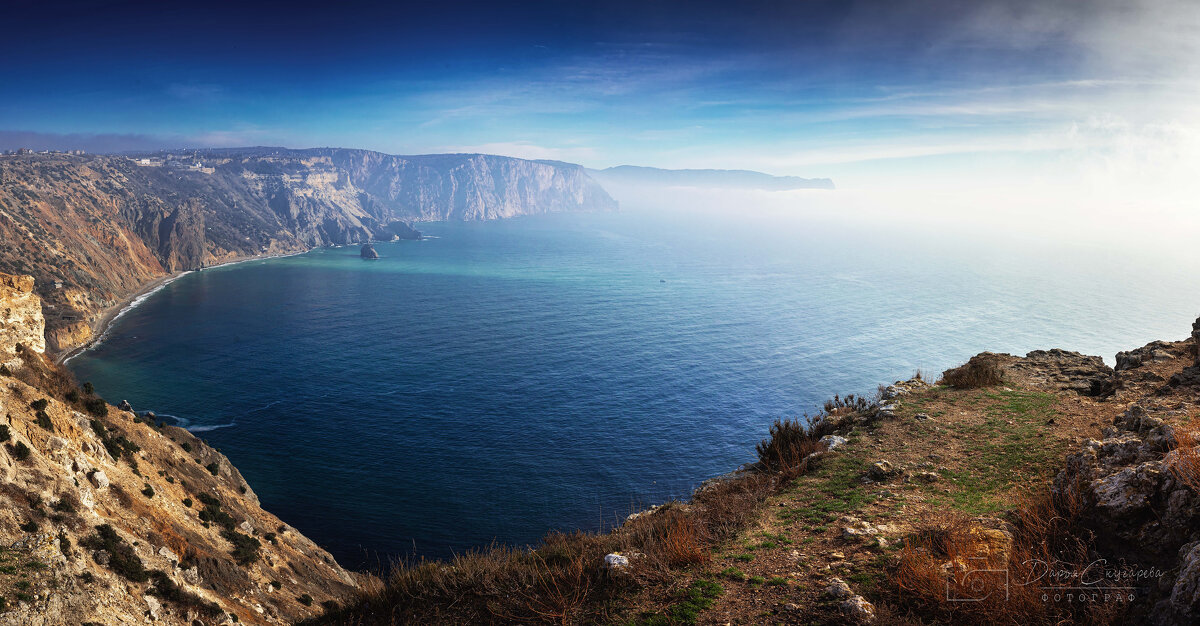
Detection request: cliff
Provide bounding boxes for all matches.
[0,149,616,355]
[0,273,359,624]
[0,274,44,370]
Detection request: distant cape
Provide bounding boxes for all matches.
[586,165,834,191]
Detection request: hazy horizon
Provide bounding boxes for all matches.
[5,0,1200,249]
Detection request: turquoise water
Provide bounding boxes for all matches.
[68,207,1199,568]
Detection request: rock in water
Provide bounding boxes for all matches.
[360,243,379,259]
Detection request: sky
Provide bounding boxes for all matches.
[3,0,1200,226]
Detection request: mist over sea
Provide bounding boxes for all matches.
[68,204,1200,567]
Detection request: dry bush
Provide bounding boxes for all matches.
[644,508,708,568]
[755,418,827,475]
[940,354,1005,389]
[306,531,620,625]
[893,485,1122,625]
[690,472,773,541]
[823,393,873,416]
[1170,419,1200,493]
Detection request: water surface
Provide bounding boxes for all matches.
[69,206,1200,567]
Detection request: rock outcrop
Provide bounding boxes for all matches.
[0,276,358,624]
[359,244,379,260]
[0,149,616,355]
[1047,318,1200,624]
[0,273,44,369]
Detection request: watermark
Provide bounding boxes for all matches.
[947,558,1166,604]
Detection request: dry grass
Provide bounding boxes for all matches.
[940,354,1006,389]
[892,485,1122,625]
[1170,419,1200,493]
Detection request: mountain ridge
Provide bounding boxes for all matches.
[0,148,617,355]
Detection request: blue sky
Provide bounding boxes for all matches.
[3,0,1199,197]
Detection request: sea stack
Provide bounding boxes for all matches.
[360,243,379,259]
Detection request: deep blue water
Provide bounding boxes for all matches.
[68,207,1200,568]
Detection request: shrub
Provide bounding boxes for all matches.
[206,462,220,476]
[298,593,314,606]
[321,600,339,611]
[83,397,108,417]
[180,442,192,452]
[82,382,94,395]
[9,441,31,461]
[35,410,52,431]
[142,484,155,498]
[18,521,37,533]
[940,354,1005,389]
[222,530,261,566]
[28,398,48,411]
[755,418,826,474]
[64,390,79,403]
[182,498,193,508]
[270,580,282,589]
[0,425,9,442]
[80,524,148,582]
[0,364,10,376]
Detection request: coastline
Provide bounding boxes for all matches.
[55,248,312,365]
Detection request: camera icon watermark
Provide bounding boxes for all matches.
[947,557,1009,602]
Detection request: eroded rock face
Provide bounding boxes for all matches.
[1193,318,1200,367]
[1011,349,1114,396]
[1116,340,1191,371]
[1052,402,1200,623]
[0,273,45,369]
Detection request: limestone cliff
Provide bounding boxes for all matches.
[0,274,44,370]
[0,273,359,624]
[0,149,616,355]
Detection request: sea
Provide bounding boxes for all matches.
[67,201,1200,568]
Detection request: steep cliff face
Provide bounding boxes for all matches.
[0,149,615,355]
[0,273,359,624]
[0,274,45,369]
[201,148,619,222]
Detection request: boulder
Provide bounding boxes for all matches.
[88,469,109,490]
[823,577,853,599]
[868,461,896,481]
[820,435,848,451]
[912,471,939,483]
[360,243,379,259]
[603,553,630,570]
[117,400,133,412]
[840,595,876,622]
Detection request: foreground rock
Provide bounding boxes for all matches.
[1049,323,1200,625]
